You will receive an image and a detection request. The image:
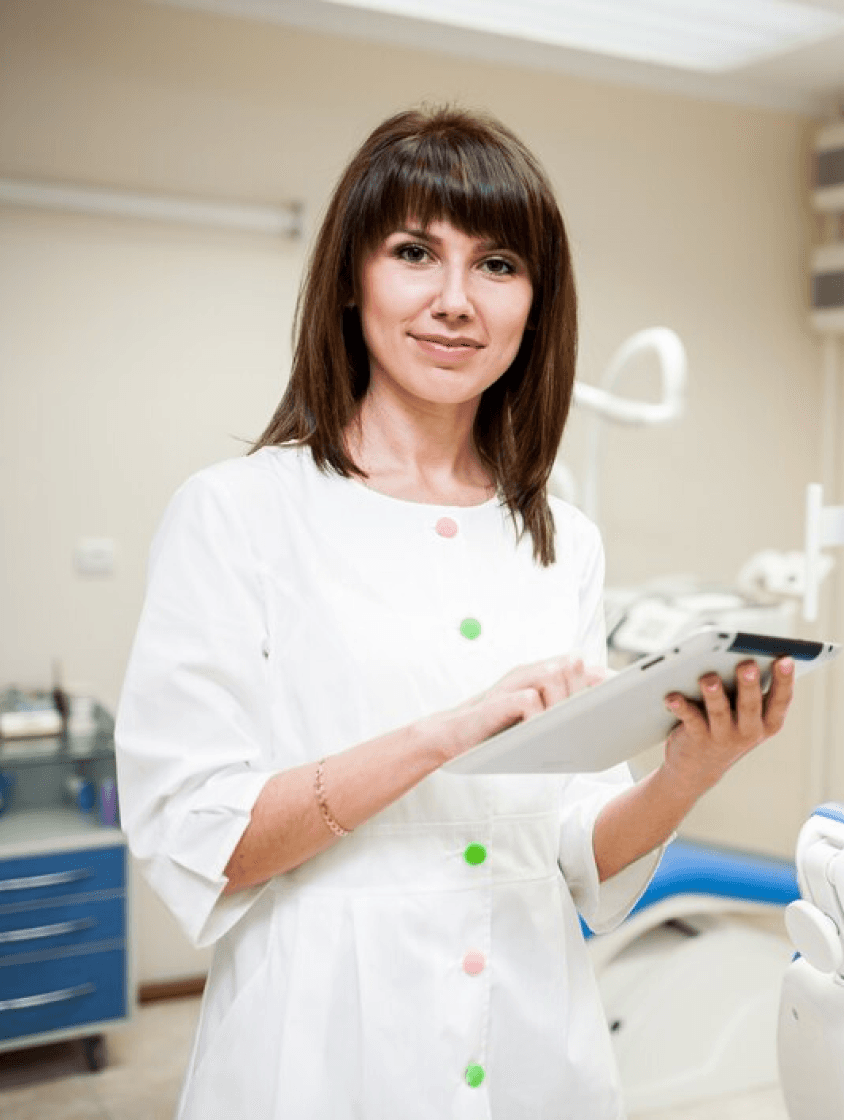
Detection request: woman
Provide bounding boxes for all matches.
[116,106,793,1119]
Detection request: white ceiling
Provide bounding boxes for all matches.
[148,0,844,115]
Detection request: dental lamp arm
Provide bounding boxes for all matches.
[573,327,687,426]
[573,328,688,521]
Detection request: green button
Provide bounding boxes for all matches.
[464,843,487,866]
[466,1064,485,1088]
[459,617,482,641]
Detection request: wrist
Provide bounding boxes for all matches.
[654,756,714,811]
[408,712,456,770]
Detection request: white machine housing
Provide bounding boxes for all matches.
[778,805,844,1120]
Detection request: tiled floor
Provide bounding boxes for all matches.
[0,997,200,1120]
[0,995,792,1119]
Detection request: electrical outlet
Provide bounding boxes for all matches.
[75,538,116,576]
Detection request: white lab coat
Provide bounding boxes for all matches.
[116,445,661,1120]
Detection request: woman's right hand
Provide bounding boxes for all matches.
[425,656,606,763]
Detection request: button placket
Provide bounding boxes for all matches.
[433,510,492,1100]
[460,836,492,1094]
[431,513,484,649]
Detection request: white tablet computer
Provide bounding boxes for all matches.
[443,629,840,776]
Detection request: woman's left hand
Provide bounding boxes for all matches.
[661,657,795,799]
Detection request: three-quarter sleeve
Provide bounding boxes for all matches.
[558,769,663,934]
[115,472,277,948]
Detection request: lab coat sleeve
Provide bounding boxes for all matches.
[557,512,663,934]
[115,470,277,948]
[558,767,663,935]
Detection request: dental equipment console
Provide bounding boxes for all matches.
[778,803,844,1120]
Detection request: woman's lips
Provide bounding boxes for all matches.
[410,333,484,359]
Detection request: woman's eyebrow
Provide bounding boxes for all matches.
[395,225,435,242]
[394,226,510,254]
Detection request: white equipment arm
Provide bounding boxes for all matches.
[572,327,688,522]
[573,327,687,427]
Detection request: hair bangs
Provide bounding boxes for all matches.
[350,131,543,280]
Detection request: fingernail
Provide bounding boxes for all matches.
[665,696,680,710]
[779,657,794,675]
[742,666,757,682]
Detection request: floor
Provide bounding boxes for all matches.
[0,995,792,1120]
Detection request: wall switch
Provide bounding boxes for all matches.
[75,537,116,576]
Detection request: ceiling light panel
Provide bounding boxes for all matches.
[328,0,844,71]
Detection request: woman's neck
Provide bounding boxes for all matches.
[344,391,495,507]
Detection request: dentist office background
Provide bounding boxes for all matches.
[2,0,844,1100]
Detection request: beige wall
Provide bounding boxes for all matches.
[1,0,839,981]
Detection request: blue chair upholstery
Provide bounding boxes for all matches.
[582,840,799,939]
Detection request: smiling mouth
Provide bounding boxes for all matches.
[410,334,484,349]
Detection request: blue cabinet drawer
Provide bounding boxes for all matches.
[0,846,124,905]
[0,947,126,1042]
[0,895,125,953]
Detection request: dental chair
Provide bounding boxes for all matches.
[777,803,844,1120]
[586,840,800,1112]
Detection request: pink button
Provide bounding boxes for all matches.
[435,517,459,538]
[462,950,486,976]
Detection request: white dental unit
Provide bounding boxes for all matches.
[778,804,844,1120]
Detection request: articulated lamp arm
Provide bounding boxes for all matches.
[553,327,688,521]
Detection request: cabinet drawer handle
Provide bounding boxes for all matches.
[0,982,95,1012]
[0,917,96,944]
[0,868,92,892]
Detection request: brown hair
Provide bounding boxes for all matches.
[252,105,577,565]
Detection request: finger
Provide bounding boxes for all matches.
[493,656,574,695]
[468,687,544,745]
[539,657,586,708]
[664,691,708,738]
[734,660,763,733]
[503,686,545,725]
[763,657,794,735]
[510,687,546,726]
[698,673,733,738]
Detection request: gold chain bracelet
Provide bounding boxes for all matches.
[314,758,352,837]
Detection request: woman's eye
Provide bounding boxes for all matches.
[480,256,517,276]
[396,243,430,264]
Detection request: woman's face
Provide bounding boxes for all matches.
[357,219,534,414]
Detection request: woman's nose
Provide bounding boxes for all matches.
[431,266,474,320]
